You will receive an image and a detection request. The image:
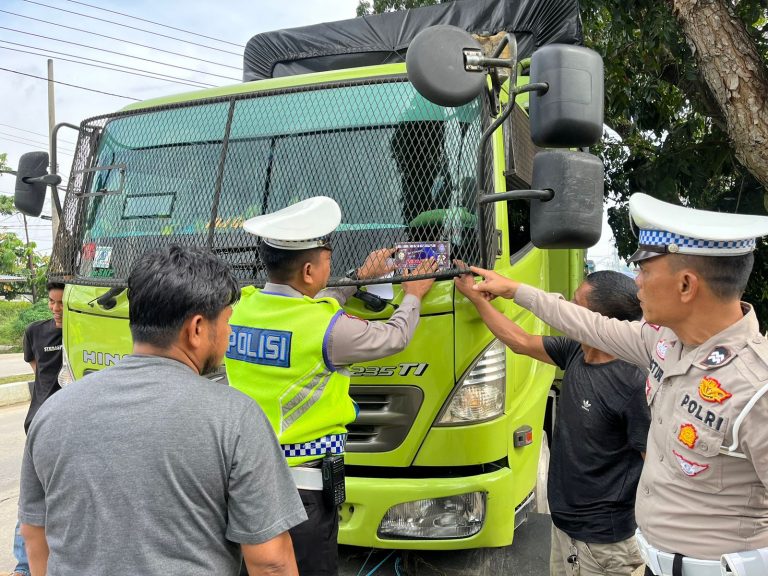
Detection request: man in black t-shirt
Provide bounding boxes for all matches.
[456,270,649,576]
[23,281,64,433]
[11,281,64,576]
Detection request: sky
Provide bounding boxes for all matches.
[0,0,619,264]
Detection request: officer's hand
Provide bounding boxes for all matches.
[402,258,437,299]
[470,266,520,299]
[357,247,395,280]
[453,260,493,303]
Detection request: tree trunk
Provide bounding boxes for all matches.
[671,0,768,190]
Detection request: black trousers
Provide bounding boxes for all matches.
[290,489,339,576]
[240,489,338,576]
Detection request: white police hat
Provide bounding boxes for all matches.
[628,193,768,263]
[243,196,341,250]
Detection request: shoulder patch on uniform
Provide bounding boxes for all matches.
[655,339,671,360]
[672,450,709,477]
[694,346,734,370]
[698,376,732,404]
[342,313,368,324]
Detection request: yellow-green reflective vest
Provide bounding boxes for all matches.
[225,286,356,466]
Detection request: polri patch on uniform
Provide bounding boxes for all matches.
[695,346,734,370]
[677,423,698,449]
[672,450,709,477]
[656,339,670,360]
[698,376,732,404]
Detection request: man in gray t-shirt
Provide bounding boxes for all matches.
[19,246,306,575]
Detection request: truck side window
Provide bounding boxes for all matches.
[507,199,530,256]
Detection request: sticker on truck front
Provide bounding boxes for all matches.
[93,246,113,269]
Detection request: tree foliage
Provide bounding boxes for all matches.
[581,0,768,320]
[0,195,13,216]
[358,0,768,321]
[0,232,48,301]
[0,152,49,301]
[356,0,438,16]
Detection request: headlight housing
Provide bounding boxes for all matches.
[57,345,76,387]
[437,339,506,425]
[377,492,486,539]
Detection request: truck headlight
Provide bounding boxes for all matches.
[437,340,505,424]
[58,346,76,387]
[377,492,485,539]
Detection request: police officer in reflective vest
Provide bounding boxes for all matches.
[225,196,436,576]
[464,193,768,576]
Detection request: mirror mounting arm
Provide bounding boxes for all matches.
[472,34,550,268]
[49,122,81,216]
[479,189,554,205]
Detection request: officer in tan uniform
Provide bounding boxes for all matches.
[464,193,768,576]
[225,196,436,576]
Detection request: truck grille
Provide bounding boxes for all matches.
[347,385,423,453]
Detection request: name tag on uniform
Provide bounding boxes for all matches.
[227,325,291,368]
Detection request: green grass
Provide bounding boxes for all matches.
[0,373,33,385]
[0,299,51,350]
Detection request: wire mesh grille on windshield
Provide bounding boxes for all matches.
[48,77,495,287]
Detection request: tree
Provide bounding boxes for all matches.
[0,152,48,301]
[581,0,768,320]
[357,0,768,320]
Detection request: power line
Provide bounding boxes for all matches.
[0,131,76,152]
[60,0,244,48]
[0,44,216,89]
[0,27,241,82]
[0,40,216,88]
[1,10,241,70]
[1,135,76,156]
[21,0,242,57]
[0,122,77,145]
[0,67,139,101]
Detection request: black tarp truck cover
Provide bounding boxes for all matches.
[243,0,582,81]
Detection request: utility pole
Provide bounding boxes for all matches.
[22,214,37,302]
[47,58,58,244]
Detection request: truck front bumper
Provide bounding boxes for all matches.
[338,466,532,550]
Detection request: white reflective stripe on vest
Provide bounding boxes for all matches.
[290,466,323,491]
[636,529,722,576]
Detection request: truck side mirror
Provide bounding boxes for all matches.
[529,45,604,148]
[406,25,486,108]
[530,151,603,248]
[15,151,51,217]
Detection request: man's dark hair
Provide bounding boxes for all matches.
[46,281,65,292]
[128,245,240,348]
[583,270,642,321]
[670,252,753,301]
[259,241,329,283]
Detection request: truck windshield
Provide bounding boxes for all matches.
[68,79,487,285]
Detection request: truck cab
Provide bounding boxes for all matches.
[14,0,604,553]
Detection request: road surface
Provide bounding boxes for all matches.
[0,354,30,379]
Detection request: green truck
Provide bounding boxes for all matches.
[14,0,604,554]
